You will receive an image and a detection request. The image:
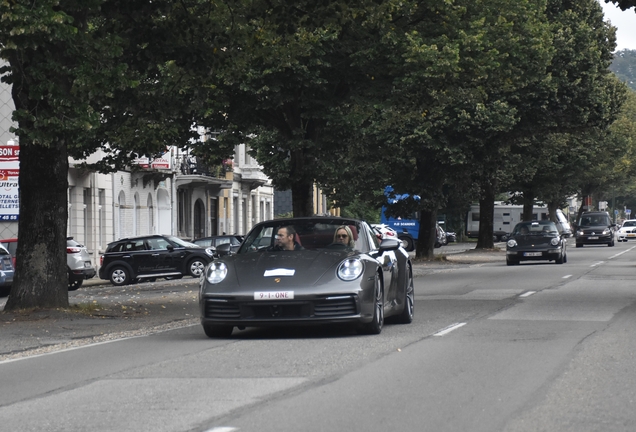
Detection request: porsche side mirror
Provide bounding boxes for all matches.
[216,243,233,256]
[379,238,400,252]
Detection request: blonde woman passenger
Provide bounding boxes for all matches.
[333,225,356,248]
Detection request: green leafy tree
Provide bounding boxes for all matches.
[362,0,553,258]
[580,89,636,219]
[205,0,415,217]
[505,0,626,228]
[0,1,235,310]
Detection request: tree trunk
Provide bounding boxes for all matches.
[521,189,535,221]
[291,179,314,217]
[548,200,559,222]
[288,146,315,217]
[5,138,69,310]
[476,183,495,249]
[415,209,437,260]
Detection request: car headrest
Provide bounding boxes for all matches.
[348,225,358,241]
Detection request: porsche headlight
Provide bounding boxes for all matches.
[550,238,560,246]
[507,239,517,248]
[337,259,364,281]
[206,261,227,284]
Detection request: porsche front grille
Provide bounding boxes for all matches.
[314,296,357,317]
[204,300,240,319]
[204,295,358,320]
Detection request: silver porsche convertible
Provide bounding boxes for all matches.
[199,217,414,337]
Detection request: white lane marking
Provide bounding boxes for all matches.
[205,428,238,432]
[0,321,199,365]
[609,246,636,259]
[562,275,572,279]
[434,322,466,337]
[519,291,536,298]
[591,261,605,267]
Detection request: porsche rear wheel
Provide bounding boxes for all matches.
[360,274,384,335]
[203,324,233,338]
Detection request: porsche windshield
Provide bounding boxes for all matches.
[513,221,559,235]
[239,220,364,253]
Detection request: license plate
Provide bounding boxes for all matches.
[628,234,636,237]
[588,236,598,240]
[524,252,542,257]
[254,291,294,300]
[84,262,92,268]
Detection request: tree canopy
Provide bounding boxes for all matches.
[0,0,632,309]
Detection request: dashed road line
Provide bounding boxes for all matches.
[562,275,572,279]
[433,322,466,337]
[609,246,636,259]
[519,291,536,298]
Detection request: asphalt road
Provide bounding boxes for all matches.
[2,240,636,431]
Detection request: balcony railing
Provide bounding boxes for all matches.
[179,156,233,178]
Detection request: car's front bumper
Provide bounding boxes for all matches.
[506,248,563,262]
[200,292,376,327]
[576,234,613,245]
[617,232,636,241]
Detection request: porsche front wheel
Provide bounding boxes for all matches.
[360,274,384,335]
[203,324,233,338]
[394,265,414,324]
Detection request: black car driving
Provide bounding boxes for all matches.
[506,221,568,265]
[99,235,215,286]
[575,211,616,247]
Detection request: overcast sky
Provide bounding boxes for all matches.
[600,0,636,51]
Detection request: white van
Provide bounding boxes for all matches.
[466,203,571,240]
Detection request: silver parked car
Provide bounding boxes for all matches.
[67,237,96,290]
[0,237,95,290]
[0,244,14,293]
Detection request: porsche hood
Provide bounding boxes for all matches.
[226,249,356,288]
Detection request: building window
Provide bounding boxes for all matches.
[147,193,154,234]
[83,188,91,246]
[118,191,126,239]
[68,187,75,237]
[99,189,105,249]
[133,193,140,236]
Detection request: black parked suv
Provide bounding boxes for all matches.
[575,211,616,247]
[99,235,215,286]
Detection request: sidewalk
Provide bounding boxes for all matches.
[0,245,504,362]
